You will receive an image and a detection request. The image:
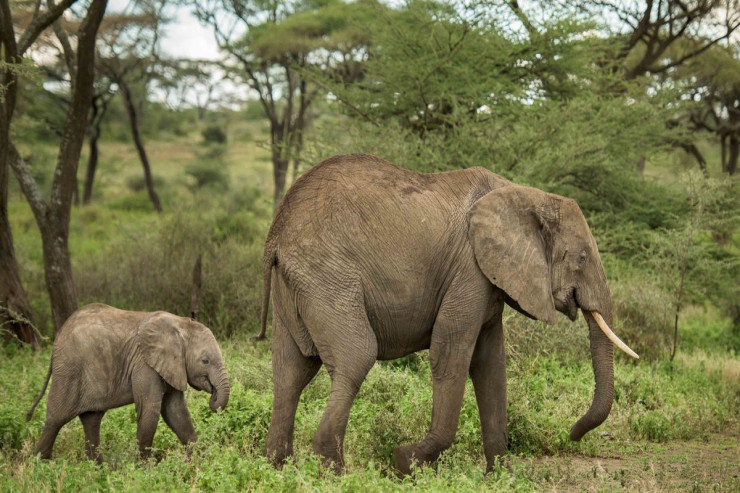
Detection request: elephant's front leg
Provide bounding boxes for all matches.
[132,366,165,460]
[161,391,197,456]
[393,297,484,475]
[469,312,508,473]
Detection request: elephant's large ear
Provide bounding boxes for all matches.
[136,313,187,391]
[468,185,559,325]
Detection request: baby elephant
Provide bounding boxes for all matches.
[27,304,230,462]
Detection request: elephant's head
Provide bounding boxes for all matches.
[468,185,637,441]
[136,313,230,412]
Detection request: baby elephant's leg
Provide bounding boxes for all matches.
[79,411,106,463]
[132,366,166,460]
[161,391,197,455]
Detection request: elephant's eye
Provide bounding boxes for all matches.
[201,357,210,365]
[578,251,587,265]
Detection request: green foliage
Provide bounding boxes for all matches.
[185,160,229,191]
[310,0,740,362]
[0,406,27,451]
[201,125,227,144]
[2,333,738,490]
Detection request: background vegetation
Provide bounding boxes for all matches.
[1,0,739,491]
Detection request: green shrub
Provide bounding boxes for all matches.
[0,407,26,451]
[124,173,165,193]
[185,161,229,191]
[202,125,227,144]
[631,411,670,443]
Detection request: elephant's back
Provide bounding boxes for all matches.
[53,304,148,369]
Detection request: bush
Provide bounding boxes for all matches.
[185,161,229,191]
[0,407,26,451]
[73,204,269,339]
[124,173,165,193]
[202,125,227,144]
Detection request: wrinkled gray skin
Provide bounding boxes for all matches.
[29,304,230,462]
[258,154,621,475]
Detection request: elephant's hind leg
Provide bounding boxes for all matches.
[79,411,106,463]
[264,281,322,466]
[35,415,74,460]
[34,377,78,460]
[301,296,378,472]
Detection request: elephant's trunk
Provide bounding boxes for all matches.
[569,310,614,441]
[209,367,230,412]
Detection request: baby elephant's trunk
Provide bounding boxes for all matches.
[209,368,230,412]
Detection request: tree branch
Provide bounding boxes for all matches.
[18,0,79,56]
[8,142,48,226]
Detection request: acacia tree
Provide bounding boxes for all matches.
[574,0,740,172]
[157,59,224,121]
[7,0,108,333]
[193,0,375,207]
[679,42,740,175]
[0,0,82,347]
[96,5,166,212]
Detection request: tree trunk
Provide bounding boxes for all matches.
[82,95,104,204]
[0,174,38,347]
[0,0,38,347]
[272,154,289,209]
[82,123,100,204]
[190,254,202,321]
[120,80,162,213]
[728,135,738,176]
[40,223,77,331]
[8,0,108,334]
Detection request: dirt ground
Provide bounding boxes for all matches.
[515,433,740,492]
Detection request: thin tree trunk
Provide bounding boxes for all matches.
[190,254,202,321]
[82,128,99,204]
[0,174,38,347]
[120,80,162,213]
[728,135,739,176]
[40,223,78,330]
[0,0,38,347]
[8,0,108,333]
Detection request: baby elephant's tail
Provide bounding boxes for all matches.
[26,357,52,421]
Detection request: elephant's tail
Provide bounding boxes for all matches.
[254,238,277,341]
[26,355,52,421]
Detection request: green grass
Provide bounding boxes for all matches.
[1,334,738,491]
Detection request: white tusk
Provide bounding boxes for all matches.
[592,312,640,359]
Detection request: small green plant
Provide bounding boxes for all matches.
[202,124,227,144]
[185,161,229,191]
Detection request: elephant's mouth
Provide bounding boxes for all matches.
[190,377,214,394]
[554,287,579,321]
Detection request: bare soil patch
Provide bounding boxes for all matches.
[515,433,740,491]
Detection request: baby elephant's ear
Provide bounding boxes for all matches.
[136,313,187,391]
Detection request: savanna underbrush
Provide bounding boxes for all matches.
[1,325,738,491]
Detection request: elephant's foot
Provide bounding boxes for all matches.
[484,455,512,475]
[392,444,438,476]
[264,445,292,469]
[313,437,345,474]
[88,451,104,465]
[317,453,344,474]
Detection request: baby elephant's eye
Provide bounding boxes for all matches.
[201,358,210,365]
[578,251,587,265]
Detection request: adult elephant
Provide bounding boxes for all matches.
[256,153,638,474]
